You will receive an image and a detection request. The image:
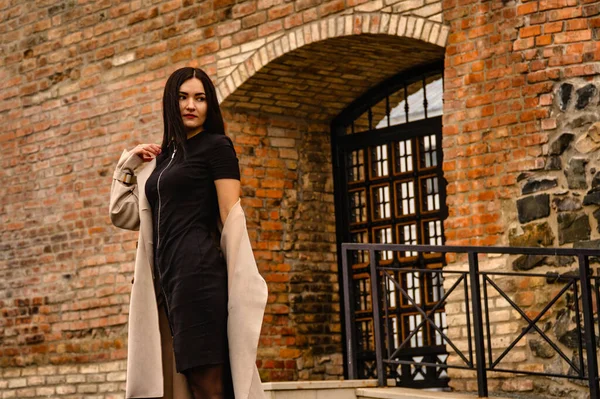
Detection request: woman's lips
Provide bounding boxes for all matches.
[184,115,197,119]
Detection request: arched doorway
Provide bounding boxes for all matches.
[218,21,448,381]
[331,62,449,388]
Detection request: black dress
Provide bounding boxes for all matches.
[145,132,240,373]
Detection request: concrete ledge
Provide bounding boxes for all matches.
[263,380,380,399]
[263,380,379,390]
[356,387,513,399]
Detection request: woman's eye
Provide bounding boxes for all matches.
[178,95,186,100]
[197,97,206,102]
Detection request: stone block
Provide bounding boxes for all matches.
[558,212,591,244]
[522,177,558,194]
[549,133,574,155]
[575,83,597,110]
[517,194,550,223]
[565,158,588,190]
[552,197,582,212]
[558,82,573,111]
[512,255,545,271]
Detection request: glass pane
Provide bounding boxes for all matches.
[373,96,391,129]
[349,189,367,224]
[404,272,421,306]
[385,273,397,308]
[357,319,374,351]
[430,272,444,303]
[391,316,400,349]
[425,219,443,245]
[347,149,365,182]
[371,144,389,178]
[354,276,371,312]
[426,74,443,118]
[397,223,417,258]
[386,75,443,127]
[396,181,416,216]
[420,134,438,169]
[350,230,369,265]
[422,177,441,212]
[373,226,393,261]
[394,139,413,174]
[434,311,447,345]
[372,185,391,220]
[405,314,424,348]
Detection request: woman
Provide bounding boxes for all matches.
[109,67,268,399]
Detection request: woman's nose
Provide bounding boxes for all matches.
[186,99,195,110]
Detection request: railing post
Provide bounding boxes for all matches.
[341,244,358,379]
[578,255,600,399]
[468,252,488,398]
[369,249,386,386]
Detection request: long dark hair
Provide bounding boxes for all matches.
[161,67,225,159]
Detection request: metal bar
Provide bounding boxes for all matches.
[483,275,493,368]
[342,243,600,257]
[487,278,579,372]
[464,272,473,367]
[382,271,391,363]
[573,280,585,378]
[468,252,488,398]
[387,273,471,365]
[369,249,386,386]
[578,254,600,398]
[388,274,467,361]
[595,277,600,350]
[341,246,358,379]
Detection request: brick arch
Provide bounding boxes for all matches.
[216,12,449,103]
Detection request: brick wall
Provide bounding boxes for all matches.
[223,110,341,380]
[443,0,600,396]
[1,0,449,395]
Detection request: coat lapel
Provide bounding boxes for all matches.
[137,158,155,272]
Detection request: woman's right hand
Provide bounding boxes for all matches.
[131,144,161,162]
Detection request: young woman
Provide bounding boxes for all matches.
[109,67,267,399]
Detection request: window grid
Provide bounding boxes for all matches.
[371,184,391,221]
[347,149,365,183]
[349,189,367,225]
[394,139,414,174]
[395,180,416,217]
[420,134,438,169]
[338,69,447,387]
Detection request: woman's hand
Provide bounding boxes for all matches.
[131,143,161,162]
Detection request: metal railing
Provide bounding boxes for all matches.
[341,243,600,398]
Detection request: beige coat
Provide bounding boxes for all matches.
[109,149,268,399]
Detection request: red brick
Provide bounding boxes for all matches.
[258,20,283,37]
[520,26,541,38]
[242,12,267,29]
[268,4,294,20]
[232,1,257,18]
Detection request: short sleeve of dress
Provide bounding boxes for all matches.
[208,134,241,181]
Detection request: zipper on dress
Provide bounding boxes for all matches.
[156,147,177,338]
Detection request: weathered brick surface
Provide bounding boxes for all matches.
[224,111,342,380]
[1,0,447,395]
[443,0,600,396]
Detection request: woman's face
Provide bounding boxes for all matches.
[178,77,207,136]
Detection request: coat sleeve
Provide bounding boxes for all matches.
[109,149,145,231]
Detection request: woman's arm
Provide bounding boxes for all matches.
[215,179,241,225]
[109,144,160,230]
